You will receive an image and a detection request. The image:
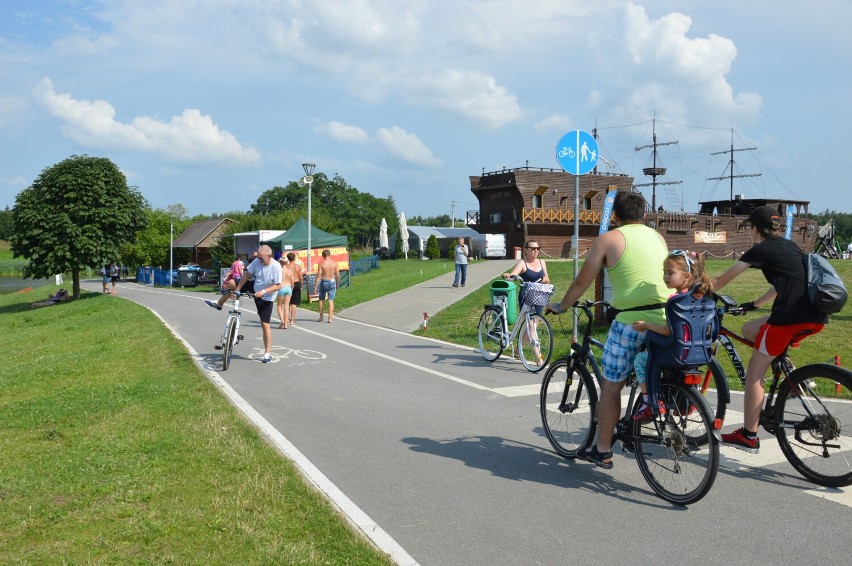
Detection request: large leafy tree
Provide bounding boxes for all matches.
[11,155,148,298]
[0,206,13,240]
[250,172,398,248]
[123,205,195,270]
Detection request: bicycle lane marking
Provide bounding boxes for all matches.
[293,322,492,392]
[92,284,419,565]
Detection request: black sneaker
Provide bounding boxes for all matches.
[721,427,760,454]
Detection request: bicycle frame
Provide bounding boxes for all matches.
[703,296,822,431]
[485,296,534,349]
[224,294,242,347]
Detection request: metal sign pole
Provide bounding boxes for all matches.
[573,174,580,341]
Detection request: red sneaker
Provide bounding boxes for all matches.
[632,400,666,421]
[721,427,760,453]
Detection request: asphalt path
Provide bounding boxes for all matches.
[84,279,852,566]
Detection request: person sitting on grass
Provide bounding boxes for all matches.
[631,250,713,420]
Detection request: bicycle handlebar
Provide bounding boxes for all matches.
[714,293,758,317]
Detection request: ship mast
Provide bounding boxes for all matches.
[706,129,761,201]
[634,118,681,210]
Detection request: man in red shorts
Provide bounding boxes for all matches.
[712,206,827,453]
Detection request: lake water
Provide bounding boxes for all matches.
[0,276,54,295]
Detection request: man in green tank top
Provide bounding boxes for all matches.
[547,191,668,469]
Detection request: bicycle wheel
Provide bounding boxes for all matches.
[222,317,237,371]
[477,308,504,362]
[518,313,553,373]
[540,358,598,458]
[774,364,852,487]
[633,381,719,505]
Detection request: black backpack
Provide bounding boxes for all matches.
[805,254,848,315]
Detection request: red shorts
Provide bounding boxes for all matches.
[755,322,824,356]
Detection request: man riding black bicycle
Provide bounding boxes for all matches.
[547,191,669,469]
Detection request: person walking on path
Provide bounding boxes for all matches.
[287,252,303,326]
[100,263,110,294]
[546,191,669,469]
[452,237,470,287]
[276,256,294,329]
[206,245,282,363]
[314,249,340,323]
[109,262,120,295]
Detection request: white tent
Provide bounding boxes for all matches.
[399,212,409,259]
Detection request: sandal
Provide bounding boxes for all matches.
[578,445,614,469]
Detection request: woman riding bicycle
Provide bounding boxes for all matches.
[502,239,550,314]
[712,205,827,453]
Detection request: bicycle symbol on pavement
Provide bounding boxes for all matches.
[247,345,327,364]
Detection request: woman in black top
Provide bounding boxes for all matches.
[712,206,827,453]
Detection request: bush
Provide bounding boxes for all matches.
[425,235,440,260]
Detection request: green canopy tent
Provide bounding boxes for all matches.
[260,218,350,294]
[260,217,348,251]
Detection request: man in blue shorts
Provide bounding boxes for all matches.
[547,191,669,469]
[314,249,340,323]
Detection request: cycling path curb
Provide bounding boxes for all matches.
[339,259,516,332]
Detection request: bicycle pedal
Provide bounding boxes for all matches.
[237,335,245,341]
[214,345,223,350]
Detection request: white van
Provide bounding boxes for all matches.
[470,233,507,259]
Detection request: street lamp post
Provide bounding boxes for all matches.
[302,163,316,274]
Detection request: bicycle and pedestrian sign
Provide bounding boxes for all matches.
[556,129,599,176]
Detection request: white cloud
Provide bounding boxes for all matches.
[535,114,573,132]
[33,78,261,166]
[375,126,442,168]
[405,69,524,129]
[1,175,27,186]
[622,2,761,121]
[316,120,369,143]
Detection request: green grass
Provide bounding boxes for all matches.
[0,241,27,276]
[0,289,393,565]
[415,258,852,392]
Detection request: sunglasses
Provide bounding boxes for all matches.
[526,246,540,251]
[671,249,693,272]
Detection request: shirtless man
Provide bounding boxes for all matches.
[314,249,340,323]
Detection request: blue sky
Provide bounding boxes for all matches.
[1,0,850,220]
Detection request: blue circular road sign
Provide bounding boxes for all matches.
[556,130,599,175]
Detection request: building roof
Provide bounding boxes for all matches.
[173,218,230,248]
[405,226,479,240]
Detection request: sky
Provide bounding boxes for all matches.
[1,0,850,221]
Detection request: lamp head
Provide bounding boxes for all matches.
[302,162,316,176]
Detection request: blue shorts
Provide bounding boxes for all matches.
[318,279,336,300]
[601,321,647,383]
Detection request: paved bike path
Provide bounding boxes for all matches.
[84,279,852,566]
[339,259,515,332]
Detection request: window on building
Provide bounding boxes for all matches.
[532,185,547,209]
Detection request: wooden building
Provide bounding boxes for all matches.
[467,167,818,258]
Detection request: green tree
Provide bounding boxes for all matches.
[425,234,440,260]
[250,172,397,249]
[11,155,148,298]
[0,206,13,240]
[123,207,194,269]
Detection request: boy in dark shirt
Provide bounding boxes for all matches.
[712,206,827,453]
